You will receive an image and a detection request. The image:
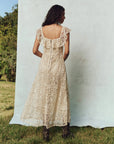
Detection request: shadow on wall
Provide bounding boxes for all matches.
[68,42,94,123]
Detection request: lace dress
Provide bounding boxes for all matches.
[20,25,71,129]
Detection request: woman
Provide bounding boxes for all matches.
[20,4,74,142]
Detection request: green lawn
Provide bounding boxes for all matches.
[0,80,14,117]
[0,80,114,144]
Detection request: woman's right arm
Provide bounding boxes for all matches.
[33,28,43,58]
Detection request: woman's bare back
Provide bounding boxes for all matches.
[42,24,63,40]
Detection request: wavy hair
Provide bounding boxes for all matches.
[42,4,65,26]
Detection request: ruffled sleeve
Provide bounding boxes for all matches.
[36,28,42,43]
[64,26,71,35]
[60,26,71,47]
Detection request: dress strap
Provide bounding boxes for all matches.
[41,27,44,38]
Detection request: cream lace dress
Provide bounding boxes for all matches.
[20,25,71,129]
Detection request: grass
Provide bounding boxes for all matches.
[0,80,15,117]
[0,80,114,144]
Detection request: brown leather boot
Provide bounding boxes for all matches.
[42,126,50,142]
[62,122,74,139]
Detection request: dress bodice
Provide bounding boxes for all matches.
[36,25,71,49]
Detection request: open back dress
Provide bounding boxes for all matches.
[20,25,71,129]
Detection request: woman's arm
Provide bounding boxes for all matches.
[63,33,70,61]
[32,35,43,58]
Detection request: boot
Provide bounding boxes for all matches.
[62,122,74,139]
[42,126,50,142]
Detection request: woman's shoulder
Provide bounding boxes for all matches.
[36,25,71,32]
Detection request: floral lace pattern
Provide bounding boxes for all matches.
[20,25,71,129]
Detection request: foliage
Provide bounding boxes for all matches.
[0,4,18,82]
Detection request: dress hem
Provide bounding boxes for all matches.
[20,118,71,129]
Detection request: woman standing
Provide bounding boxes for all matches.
[20,4,74,142]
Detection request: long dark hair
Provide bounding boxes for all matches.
[42,4,65,26]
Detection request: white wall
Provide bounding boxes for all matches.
[9,0,114,128]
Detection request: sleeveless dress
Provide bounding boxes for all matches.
[20,25,71,129]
